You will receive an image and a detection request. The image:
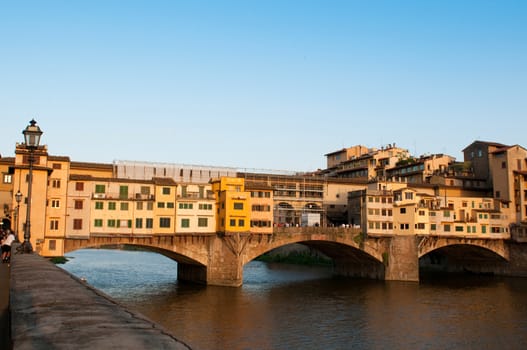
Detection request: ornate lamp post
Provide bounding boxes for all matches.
[21,119,43,253]
[15,190,23,243]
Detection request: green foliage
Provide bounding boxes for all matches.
[382,252,389,266]
[49,256,68,264]
[353,233,363,244]
[395,157,416,167]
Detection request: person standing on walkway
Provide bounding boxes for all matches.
[1,230,15,263]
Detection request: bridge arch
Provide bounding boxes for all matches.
[242,232,385,267]
[418,236,509,261]
[64,235,210,267]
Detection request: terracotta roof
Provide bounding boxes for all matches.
[462,140,508,152]
[490,144,527,154]
[152,177,177,186]
[70,161,113,170]
[0,157,15,165]
[48,155,71,162]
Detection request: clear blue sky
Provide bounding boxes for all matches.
[1,1,526,171]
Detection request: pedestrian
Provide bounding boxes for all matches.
[1,230,15,263]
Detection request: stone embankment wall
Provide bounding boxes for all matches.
[10,252,191,349]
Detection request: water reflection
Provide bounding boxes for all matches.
[61,249,527,350]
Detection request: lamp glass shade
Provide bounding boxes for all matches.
[23,119,43,148]
[15,191,23,203]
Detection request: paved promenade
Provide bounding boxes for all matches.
[5,248,192,349]
[1,258,11,349]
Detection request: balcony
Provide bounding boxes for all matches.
[92,193,155,201]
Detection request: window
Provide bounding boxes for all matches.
[94,219,103,227]
[74,200,83,210]
[95,202,103,210]
[73,219,82,230]
[482,225,487,234]
[147,202,154,210]
[119,185,129,199]
[146,218,153,228]
[238,219,245,227]
[117,220,131,228]
[179,203,193,209]
[495,191,501,198]
[75,182,84,191]
[50,219,59,230]
[51,200,60,208]
[444,210,450,217]
[120,202,129,211]
[135,218,143,229]
[140,186,150,195]
[158,202,166,208]
[162,187,171,195]
[48,239,57,251]
[405,192,413,200]
[136,202,143,210]
[108,202,116,210]
[417,223,425,229]
[431,224,437,231]
[95,184,106,193]
[234,202,244,210]
[230,219,236,227]
[502,161,506,169]
[400,208,406,214]
[181,218,190,228]
[199,203,213,210]
[3,174,12,184]
[455,226,464,232]
[444,224,451,232]
[160,217,171,228]
[52,163,62,169]
[198,218,208,227]
[107,219,116,227]
[167,202,175,208]
[51,179,61,188]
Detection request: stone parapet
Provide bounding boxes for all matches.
[10,251,191,349]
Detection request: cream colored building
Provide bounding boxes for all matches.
[350,179,511,239]
[324,145,370,169]
[175,183,215,234]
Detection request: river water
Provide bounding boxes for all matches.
[60,249,527,350]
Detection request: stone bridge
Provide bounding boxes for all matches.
[63,227,523,287]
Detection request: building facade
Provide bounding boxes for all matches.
[1,137,526,258]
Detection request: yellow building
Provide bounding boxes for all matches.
[246,182,273,234]
[210,177,250,233]
[12,143,53,254]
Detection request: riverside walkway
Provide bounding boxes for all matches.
[1,245,191,349]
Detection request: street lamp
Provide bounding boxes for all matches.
[21,119,43,253]
[15,190,23,243]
